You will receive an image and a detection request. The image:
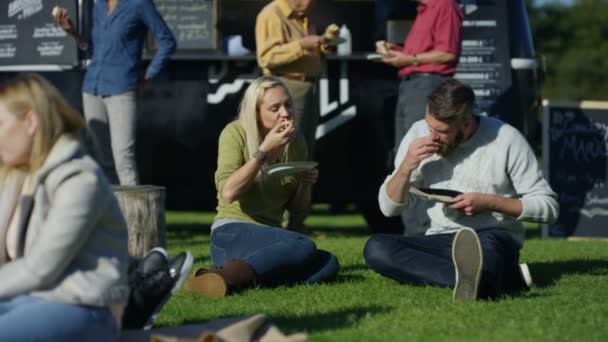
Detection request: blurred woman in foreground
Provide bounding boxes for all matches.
[0,74,129,341]
[185,76,339,296]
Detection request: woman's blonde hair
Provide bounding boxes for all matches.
[237,76,292,162]
[0,73,84,174]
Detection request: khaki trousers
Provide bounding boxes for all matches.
[277,77,319,160]
[276,77,319,230]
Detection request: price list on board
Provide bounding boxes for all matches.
[0,0,78,68]
[455,1,512,117]
[153,0,217,51]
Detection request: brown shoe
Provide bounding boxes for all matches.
[185,272,228,297]
[185,260,256,297]
[193,267,211,277]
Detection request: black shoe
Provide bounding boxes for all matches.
[123,247,174,330]
[139,247,169,277]
[169,251,194,294]
[452,228,483,302]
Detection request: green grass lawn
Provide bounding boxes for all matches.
[157,210,608,341]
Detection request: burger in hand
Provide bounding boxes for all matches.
[321,23,340,54]
[375,40,390,55]
[277,118,296,133]
[324,24,340,41]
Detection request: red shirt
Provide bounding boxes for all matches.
[398,0,463,77]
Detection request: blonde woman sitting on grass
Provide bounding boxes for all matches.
[0,74,129,341]
[185,76,339,296]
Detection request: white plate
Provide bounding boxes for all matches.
[262,161,318,177]
[366,53,390,62]
[323,36,347,46]
[410,187,462,203]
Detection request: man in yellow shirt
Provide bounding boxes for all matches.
[256,0,331,160]
[255,0,333,231]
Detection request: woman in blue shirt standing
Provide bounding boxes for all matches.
[53,0,176,185]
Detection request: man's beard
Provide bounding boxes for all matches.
[437,129,464,156]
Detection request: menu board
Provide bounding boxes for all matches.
[0,0,78,70]
[153,0,217,51]
[454,0,512,118]
[542,100,608,238]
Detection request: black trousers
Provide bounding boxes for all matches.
[363,229,527,298]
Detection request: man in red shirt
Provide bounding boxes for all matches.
[378,0,463,235]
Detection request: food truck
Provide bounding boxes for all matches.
[0,0,539,232]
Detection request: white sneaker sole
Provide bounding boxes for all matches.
[148,246,169,259]
[171,252,194,294]
[519,263,533,288]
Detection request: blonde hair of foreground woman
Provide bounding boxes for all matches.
[0,73,84,182]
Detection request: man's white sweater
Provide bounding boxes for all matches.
[379,116,559,246]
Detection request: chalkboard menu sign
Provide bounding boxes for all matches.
[454,0,512,119]
[0,0,78,70]
[152,0,218,52]
[542,100,608,238]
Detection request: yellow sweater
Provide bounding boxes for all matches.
[255,0,322,79]
[214,121,307,227]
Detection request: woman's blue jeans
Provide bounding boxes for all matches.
[0,295,118,341]
[211,223,339,286]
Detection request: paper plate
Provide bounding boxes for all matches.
[323,36,347,46]
[366,53,390,62]
[410,187,462,203]
[262,161,318,177]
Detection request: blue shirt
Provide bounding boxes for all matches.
[83,0,176,96]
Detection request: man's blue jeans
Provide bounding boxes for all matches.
[363,229,527,298]
[0,295,118,341]
[211,223,339,286]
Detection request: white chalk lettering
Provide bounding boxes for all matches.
[8,0,42,20]
[0,25,17,40]
[0,44,17,58]
[37,41,64,56]
[587,194,608,205]
[33,24,67,38]
[559,135,608,162]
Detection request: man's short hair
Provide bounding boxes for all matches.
[427,79,475,125]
